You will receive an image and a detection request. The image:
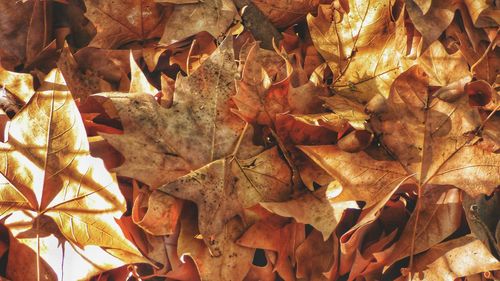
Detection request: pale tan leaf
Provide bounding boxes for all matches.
[406,235,500,280]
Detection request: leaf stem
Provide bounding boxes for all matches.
[407,183,422,280]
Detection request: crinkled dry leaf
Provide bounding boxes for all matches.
[385,186,463,264]
[237,216,305,281]
[132,190,183,236]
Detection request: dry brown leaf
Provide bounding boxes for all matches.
[298,145,408,206]
[233,42,292,126]
[417,41,471,86]
[237,216,305,281]
[411,0,432,15]
[132,190,183,236]
[252,0,321,29]
[74,48,142,83]
[370,65,498,197]
[385,186,463,264]
[406,0,460,52]
[83,0,169,48]
[0,0,51,67]
[177,205,253,281]
[57,45,113,101]
[464,0,500,28]
[302,65,499,277]
[261,184,358,240]
[295,229,334,280]
[0,69,144,280]
[160,0,238,45]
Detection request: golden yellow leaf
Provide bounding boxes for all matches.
[177,206,253,281]
[298,145,408,206]
[0,64,35,104]
[0,69,144,280]
[308,0,410,102]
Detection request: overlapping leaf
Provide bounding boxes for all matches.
[0,69,143,280]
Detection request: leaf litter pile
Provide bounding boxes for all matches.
[0,0,499,280]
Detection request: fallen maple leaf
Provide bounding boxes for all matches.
[300,65,499,272]
[157,147,292,255]
[99,37,256,188]
[0,69,144,280]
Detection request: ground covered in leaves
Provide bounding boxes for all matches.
[0,0,499,280]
